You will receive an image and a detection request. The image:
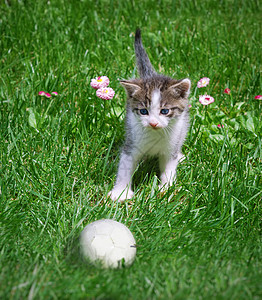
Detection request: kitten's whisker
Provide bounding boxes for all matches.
[163,126,173,138]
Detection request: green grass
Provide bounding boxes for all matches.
[0,0,261,299]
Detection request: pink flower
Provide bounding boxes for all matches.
[51,91,58,96]
[188,104,192,108]
[217,124,224,128]
[254,95,262,100]
[45,93,52,98]
[224,88,231,94]
[96,87,115,100]
[90,76,110,89]
[199,94,214,105]
[38,91,46,96]
[197,77,210,88]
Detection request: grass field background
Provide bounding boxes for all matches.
[1,0,261,299]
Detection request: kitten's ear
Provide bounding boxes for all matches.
[120,80,142,97]
[168,78,191,99]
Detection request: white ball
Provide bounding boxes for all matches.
[80,219,136,268]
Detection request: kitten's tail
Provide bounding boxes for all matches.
[135,28,157,78]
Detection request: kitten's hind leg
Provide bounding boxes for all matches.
[159,152,184,190]
[108,151,138,202]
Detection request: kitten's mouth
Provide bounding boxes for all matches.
[147,125,162,130]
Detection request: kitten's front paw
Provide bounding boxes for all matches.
[108,187,134,202]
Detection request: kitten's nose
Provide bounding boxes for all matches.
[149,121,159,128]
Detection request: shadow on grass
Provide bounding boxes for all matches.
[132,157,160,189]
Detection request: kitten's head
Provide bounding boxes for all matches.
[121,75,191,130]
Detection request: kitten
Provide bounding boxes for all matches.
[108,29,191,202]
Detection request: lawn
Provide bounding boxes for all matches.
[0,0,261,299]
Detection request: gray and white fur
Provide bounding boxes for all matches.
[108,29,191,202]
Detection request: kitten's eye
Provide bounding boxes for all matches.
[160,108,169,115]
[139,108,149,115]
